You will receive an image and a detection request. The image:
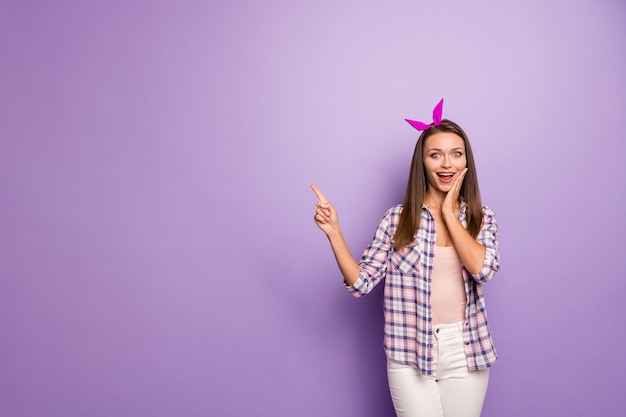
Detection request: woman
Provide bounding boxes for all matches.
[311,99,500,417]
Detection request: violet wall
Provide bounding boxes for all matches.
[1,1,625,416]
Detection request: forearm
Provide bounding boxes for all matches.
[326,229,361,286]
[443,211,485,275]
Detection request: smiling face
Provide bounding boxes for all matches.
[422,131,467,197]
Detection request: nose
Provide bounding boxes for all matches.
[441,155,452,168]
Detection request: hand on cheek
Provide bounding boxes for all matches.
[442,168,468,215]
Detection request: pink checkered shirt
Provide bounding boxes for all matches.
[346,202,500,375]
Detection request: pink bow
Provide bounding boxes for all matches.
[405,99,444,131]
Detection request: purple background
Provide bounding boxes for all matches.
[1,1,625,416]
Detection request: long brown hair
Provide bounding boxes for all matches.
[393,119,483,251]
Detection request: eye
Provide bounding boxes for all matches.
[430,152,440,158]
[453,151,463,157]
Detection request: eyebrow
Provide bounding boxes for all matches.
[426,147,464,152]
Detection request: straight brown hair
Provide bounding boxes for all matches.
[393,119,483,251]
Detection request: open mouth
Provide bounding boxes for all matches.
[437,172,455,183]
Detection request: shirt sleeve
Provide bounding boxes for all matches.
[345,208,394,297]
[469,206,500,284]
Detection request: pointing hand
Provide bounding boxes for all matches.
[311,184,341,236]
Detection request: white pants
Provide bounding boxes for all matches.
[387,321,490,417]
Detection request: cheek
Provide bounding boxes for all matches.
[424,158,438,171]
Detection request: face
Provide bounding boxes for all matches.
[422,132,467,195]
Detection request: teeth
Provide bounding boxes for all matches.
[438,173,453,177]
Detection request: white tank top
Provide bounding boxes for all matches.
[431,246,467,325]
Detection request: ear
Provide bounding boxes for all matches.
[405,119,431,131]
[432,98,444,125]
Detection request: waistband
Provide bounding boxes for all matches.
[433,320,464,336]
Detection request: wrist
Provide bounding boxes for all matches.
[442,208,459,223]
[326,228,344,242]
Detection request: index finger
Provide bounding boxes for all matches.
[310,184,328,203]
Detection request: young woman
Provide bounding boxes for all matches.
[311,100,500,417]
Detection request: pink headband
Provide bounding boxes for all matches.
[405,99,444,131]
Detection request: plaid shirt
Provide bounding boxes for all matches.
[346,202,500,375]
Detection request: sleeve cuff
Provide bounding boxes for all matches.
[344,275,366,297]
